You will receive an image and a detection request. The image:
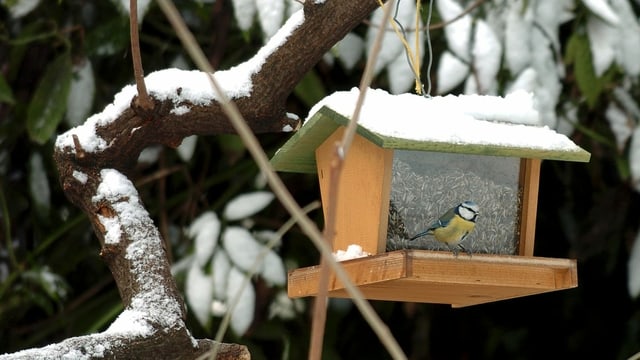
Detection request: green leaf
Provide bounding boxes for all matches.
[26,52,72,144]
[0,74,15,105]
[293,70,327,108]
[565,34,610,109]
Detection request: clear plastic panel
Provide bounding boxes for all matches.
[387,150,521,254]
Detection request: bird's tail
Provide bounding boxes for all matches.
[409,230,432,241]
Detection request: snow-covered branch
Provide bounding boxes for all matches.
[0,1,383,359]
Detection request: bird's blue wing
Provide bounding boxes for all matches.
[428,206,456,230]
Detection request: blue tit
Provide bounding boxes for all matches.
[410,201,479,256]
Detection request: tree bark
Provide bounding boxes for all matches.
[1,1,382,359]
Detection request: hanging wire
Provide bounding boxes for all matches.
[423,0,434,97]
[385,0,435,98]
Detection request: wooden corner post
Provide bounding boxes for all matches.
[315,127,393,255]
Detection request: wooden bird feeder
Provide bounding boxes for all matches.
[271,89,591,307]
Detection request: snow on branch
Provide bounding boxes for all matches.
[0,1,387,359]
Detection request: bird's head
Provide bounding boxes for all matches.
[457,201,479,222]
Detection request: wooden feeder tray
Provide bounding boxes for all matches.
[288,250,577,307]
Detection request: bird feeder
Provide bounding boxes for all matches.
[271,88,590,307]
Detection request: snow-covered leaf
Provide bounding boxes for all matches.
[256,0,285,39]
[629,127,640,192]
[223,226,264,272]
[268,290,301,320]
[29,152,51,216]
[437,0,472,61]
[436,51,469,94]
[260,250,286,286]
[506,67,536,94]
[110,0,152,20]
[334,32,364,72]
[226,266,255,335]
[387,28,423,94]
[186,263,214,327]
[606,103,632,151]
[27,52,72,144]
[581,0,620,25]
[223,191,274,221]
[470,20,502,94]
[137,146,162,165]
[211,250,231,299]
[628,230,640,298]
[586,15,617,77]
[188,211,221,266]
[253,229,282,247]
[177,135,198,162]
[611,0,640,76]
[367,0,416,75]
[65,59,95,128]
[504,1,533,75]
[3,0,40,18]
[232,0,257,32]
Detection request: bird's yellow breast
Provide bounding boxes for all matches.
[432,214,476,245]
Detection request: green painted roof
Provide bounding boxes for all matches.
[270,106,591,174]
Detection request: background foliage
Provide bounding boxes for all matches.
[1,0,640,359]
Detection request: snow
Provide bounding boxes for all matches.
[308,87,585,153]
[334,33,364,72]
[55,9,305,154]
[469,20,502,93]
[92,169,186,330]
[223,227,265,272]
[257,0,285,39]
[5,0,40,18]
[333,244,371,261]
[581,0,620,25]
[106,309,154,336]
[177,135,198,162]
[225,267,255,335]
[504,1,533,75]
[260,249,286,286]
[437,0,472,61]
[629,127,640,192]
[187,211,220,266]
[223,191,274,220]
[65,59,95,128]
[29,153,50,213]
[72,170,88,184]
[112,0,152,19]
[436,51,469,94]
[605,103,632,151]
[232,0,257,32]
[186,263,214,326]
[628,230,640,298]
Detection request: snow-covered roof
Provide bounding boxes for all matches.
[271,88,590,173]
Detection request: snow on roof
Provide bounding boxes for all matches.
[271,88,590,173]
[309,87,574,149]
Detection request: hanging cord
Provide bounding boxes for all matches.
[423,0,434,97]
[376,0,435,97]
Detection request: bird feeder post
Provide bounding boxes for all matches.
[518,158,541,256]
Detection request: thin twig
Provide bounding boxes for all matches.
[156,1,406,359]
[130,0,153,110]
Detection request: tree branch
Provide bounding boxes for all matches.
[0,1,387,359]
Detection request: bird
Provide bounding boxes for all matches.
[409,201,479,256]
